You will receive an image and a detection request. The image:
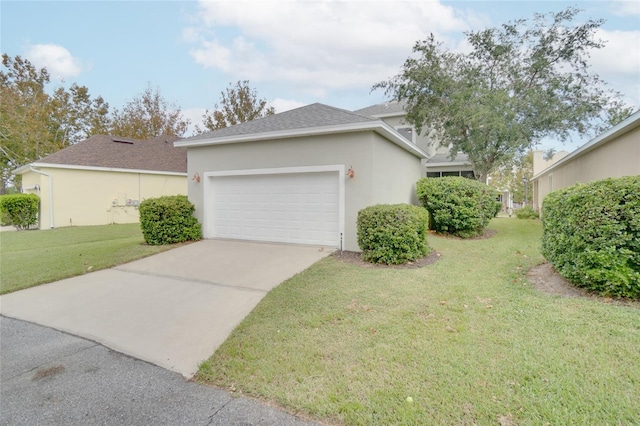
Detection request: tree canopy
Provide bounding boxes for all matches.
[109,85,190,139]
[0,54,109,193]
[374,7,633,182]
[197,80,275,133]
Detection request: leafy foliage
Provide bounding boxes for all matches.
[357,204,430,264]
[197,80,275,133]
[110,85,190,139]
[375,7,631,182]
[0,193,39,230]
[488,152,533,205]
[139,195,201,245]
[515,205,539,219]
[0,54,108,193]
[541,176,640,298]
[417,177,500,238]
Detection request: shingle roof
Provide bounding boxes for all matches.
[31,134,186,173]
[426,153,471,165]
[354,100,407,117]
[184,103,378,141]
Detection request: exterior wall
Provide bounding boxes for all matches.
[21,167,186,229]
[379,115,433,155]
[187,131,423,251]
[533,126,640,212]
[532,150,569,176]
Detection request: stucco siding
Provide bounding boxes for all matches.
[21,167,186,229]
[533,125,640,212]
[371,133,422,206]
[187,131,423,251]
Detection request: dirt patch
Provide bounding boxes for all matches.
[527,263,640,308]
[331,249,441,269]
[32,365,65,381]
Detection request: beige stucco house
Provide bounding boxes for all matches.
[14,135,187,229]
[175,103,427,252]
[532,110,640,212]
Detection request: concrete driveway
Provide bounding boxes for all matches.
[0,240,332,378]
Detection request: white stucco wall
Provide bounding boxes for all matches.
[20,167,187,229]
[186,131,423,251]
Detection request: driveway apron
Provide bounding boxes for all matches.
[0,240,332,377]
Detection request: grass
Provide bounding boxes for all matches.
[0,223,175,294]
[197,219,640,425]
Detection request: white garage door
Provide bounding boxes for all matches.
[207,172,340,246]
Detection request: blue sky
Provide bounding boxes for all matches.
[2,0,639,151]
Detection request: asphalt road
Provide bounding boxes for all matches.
[0,316,318,426]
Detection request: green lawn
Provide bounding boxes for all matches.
[0,224,175,294]
[198,219,640,425]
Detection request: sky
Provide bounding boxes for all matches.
[2,0,639,152]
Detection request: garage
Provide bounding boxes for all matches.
[204,167,343,247]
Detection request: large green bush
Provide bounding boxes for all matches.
[416,177,500,238]
[139,195,201,245]
[541,176,640,298]
[0,193,39,230]
[357,204,430,264]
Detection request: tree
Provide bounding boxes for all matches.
[197,80,275,133]
[0,54,110,193]
[110,85,190,139]
[488,152,533,205]
[374,7,633,182]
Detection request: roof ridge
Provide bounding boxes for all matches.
[315,102,378,122]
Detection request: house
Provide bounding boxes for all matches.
[354,101,476,178]
[14,135,187,229]
[532,110,640,212]
[175,103,427,252]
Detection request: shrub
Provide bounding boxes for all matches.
[0,193,39,230]
[541,176,640,299]
[416,177,500,238]
[139,195,201,245]
[357,204,430,264]
[515,205,539,219]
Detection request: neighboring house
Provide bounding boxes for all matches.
[354,101,476,178]
[175,103,427,252]
[532,110,640,212]
[14,135,187,229]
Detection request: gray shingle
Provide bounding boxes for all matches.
[354,100,407,117]
[184,103,379,141]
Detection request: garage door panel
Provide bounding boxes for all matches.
[208,172,339,246]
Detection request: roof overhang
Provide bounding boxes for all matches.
[175,121,428,159]
[532,109,640,181]
[13,163,187,177]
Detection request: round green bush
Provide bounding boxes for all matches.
[416,177,500,238]
[139,195,202,245]
[515,205,539,219]
[541,176,640,298]
[0,193,39,230]
[357,204,430,264]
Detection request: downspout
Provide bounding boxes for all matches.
[29,166,54,228]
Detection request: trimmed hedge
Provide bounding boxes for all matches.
[0,193,39,230]
[357,204,430,264]
[516,205,539,219]
[541,176,640,299]
[139,195,201,245]
[416,177,500,238]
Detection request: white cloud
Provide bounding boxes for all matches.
[187,0,475,95]
[609,1,640,17]
[182,107,206,135]
[269,98,306,113]
[590,29,640,106]
[24,44,84,79]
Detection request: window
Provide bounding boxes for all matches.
[425,170,476,179]
[426,172,441,178]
